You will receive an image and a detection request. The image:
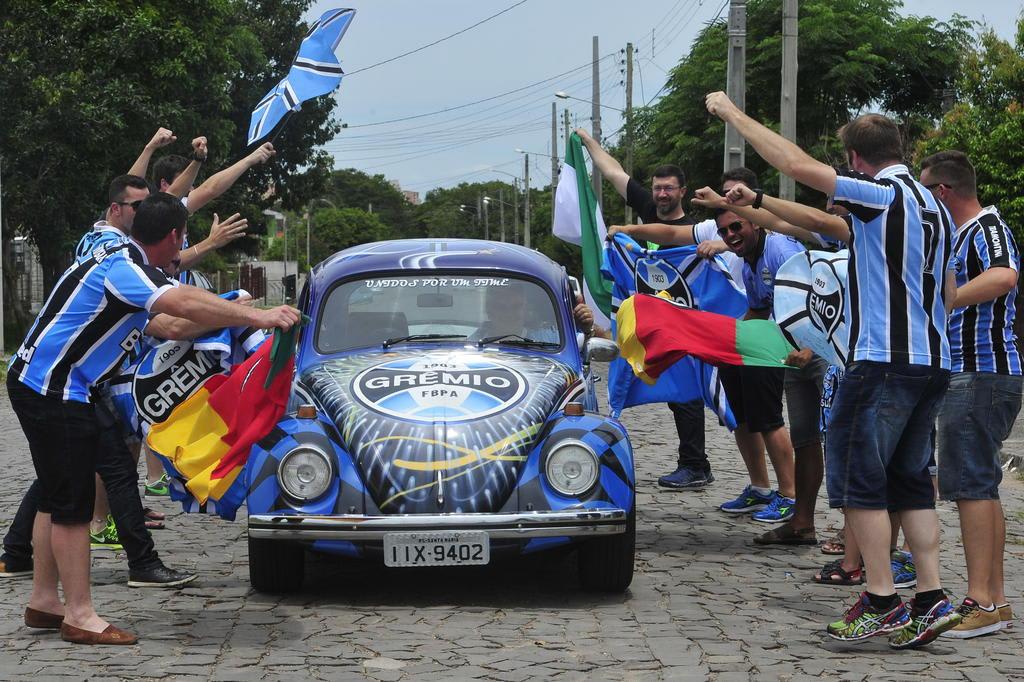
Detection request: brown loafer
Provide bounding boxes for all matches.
[60,622,138,645]
[24,607,64,629]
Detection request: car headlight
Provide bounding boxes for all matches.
[277,446,333,501]
[545,439,600,497]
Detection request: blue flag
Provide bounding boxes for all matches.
[247,8,356,145]
[602,233,747,427]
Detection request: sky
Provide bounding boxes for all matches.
[302,0,1022,196]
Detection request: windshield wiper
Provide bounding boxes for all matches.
[382,334,467,349]
[477,334,559,349]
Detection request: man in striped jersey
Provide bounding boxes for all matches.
[705,91,961,648]
[8,193,300,644]
[921,151,1020,638]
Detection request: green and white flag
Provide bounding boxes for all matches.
[552,132,613,328]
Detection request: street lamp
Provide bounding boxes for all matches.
[305,198,336,274]
[554,91,625,113]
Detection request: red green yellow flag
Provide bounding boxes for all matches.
[617,293,793,384]
[146,325,299,507]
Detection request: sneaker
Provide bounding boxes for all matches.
[719,486,774,513]
[0,554,33,579]
[891,550,917,589]
[826,592,910,641]
[128,563,198,588]
[89,517,123,551]
[658,466,714,490]
[997,603,1013,630]
[145,474,169,497]
[941,598,1002,639]
[889,597,962,649]
[751,492,796,523]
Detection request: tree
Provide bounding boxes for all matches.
[304,207,388,264]
[915,17,1024,239]
[0,0,338,309]
[323,168,417,237]
[623,0,973,206]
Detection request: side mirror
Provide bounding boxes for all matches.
[583,337,619,363]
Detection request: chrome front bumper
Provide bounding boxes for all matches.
[248,509,627,541]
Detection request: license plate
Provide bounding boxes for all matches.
[383,531,489,567]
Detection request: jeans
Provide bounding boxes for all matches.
[669,400,709,473]
[2,401,161,571]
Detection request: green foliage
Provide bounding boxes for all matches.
[915,18,1024,239]
[0,0,338,292]
[323,168,417,237]
[305,207,388,264]
[624,0,973,206]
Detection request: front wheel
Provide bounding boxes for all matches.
[577,507,635,592]
[248,535,305,593]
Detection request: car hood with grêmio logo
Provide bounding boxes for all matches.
[297,349,580,514]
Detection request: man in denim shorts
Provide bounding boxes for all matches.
[706,92,961,648]
[922,151,1022,638]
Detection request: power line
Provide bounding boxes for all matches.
[346,0,531,77]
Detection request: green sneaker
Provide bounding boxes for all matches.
[145,473,169,497]
[90,516,123,551]
[826,592,910,641]
[889,597,962,649]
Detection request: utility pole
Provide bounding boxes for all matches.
[523,154,531,250]
[563,108,571,146]
[591,35,602,205]
[513,179,520,244]
[779,0,798,200]
[551,102,559,191]
[498,189,506,242]
[724,0,747,171]
[476,193,483,238]
[625,41,635,224]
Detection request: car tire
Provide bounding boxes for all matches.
[248,535,305,593]
[577,506,635,592]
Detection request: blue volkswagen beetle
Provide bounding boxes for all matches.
[245,239,635,592]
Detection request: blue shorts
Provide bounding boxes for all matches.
[825,361,949,511]
[937,372,1023,501]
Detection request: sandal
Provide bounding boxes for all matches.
[752,524,817,546]
[813,558,864,585]
[145,519,165,530]
[820,528,845,555]
[142,507,166,521]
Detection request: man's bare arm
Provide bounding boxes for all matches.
[150,285,300,331]
[951,267,1018,309]
[128,127,176,178]
[705,92,837,196]
[165,137,208,198]
[724,185,851,243]
[607,223,696,246]
[575,128,629,198]
[185,143,275,215]
[177,212,248,269]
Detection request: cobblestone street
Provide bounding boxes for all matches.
[0,382,1022,680]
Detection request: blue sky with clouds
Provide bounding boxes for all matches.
[301,1,1021,194]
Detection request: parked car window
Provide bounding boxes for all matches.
[317,274,562,353]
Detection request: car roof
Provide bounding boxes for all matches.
[312,239,567,291]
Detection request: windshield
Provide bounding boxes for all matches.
[316,274,563,353]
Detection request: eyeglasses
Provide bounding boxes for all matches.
[116,200,143,210]
[717,221,745,235]
[924,182,952,191]
[652,185,681,194]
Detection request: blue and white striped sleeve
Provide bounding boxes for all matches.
[105,259,178,311]
[833,169,896,223]
[975,218,1016,271]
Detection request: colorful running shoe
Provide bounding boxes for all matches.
[891,549,917,589]
[719,486,774,514]
[751,493,796,523]
[889,597,961,649]
[826,592,910,641]
[90,516,123,551]
[145,473,169,497]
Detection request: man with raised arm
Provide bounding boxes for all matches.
[704,91,960,648]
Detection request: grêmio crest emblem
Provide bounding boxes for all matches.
[132,340,222,424]
[807,259,844,341]
[352,358,527,423]
[635,258,694,308]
